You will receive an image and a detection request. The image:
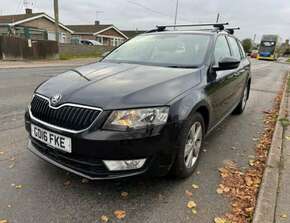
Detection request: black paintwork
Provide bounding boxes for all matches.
[25,31,251,179]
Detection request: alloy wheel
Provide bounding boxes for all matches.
[184,121,203,168]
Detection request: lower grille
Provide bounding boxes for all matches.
[30,95,101,131]
[33,141,109,177]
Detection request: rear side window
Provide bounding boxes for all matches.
[214,36,231,64]
[237,40,246,59]
[228,36,242,59]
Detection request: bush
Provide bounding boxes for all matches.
[242,39,253,53]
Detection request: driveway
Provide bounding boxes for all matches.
[0,60,288,223]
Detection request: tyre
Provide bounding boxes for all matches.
[232,83,249,115]
[171,113,205,178]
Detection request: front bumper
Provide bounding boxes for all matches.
[25,111,180,179]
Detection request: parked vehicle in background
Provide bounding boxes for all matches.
[25,23,251,180]
[257,34,282,60]
[250,50,258,58]
[80,39,103,46]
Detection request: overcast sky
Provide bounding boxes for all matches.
[1,0,290,41]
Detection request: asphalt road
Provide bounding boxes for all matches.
[0,60,288,223]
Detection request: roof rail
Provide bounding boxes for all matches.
[151,22,229,32]
[225,27,240,35]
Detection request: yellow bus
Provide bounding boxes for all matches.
[257,35,281,60]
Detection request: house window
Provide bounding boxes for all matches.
[110,38,124,47]
[96,36,103,44]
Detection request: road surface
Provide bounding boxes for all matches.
[0,60,288,223]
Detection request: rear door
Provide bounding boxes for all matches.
[206,35,238,125]
[227,36,249,104]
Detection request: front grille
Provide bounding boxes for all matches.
[30,95,101,131]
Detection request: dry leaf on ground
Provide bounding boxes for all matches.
[214,217,227,223]
[100,215,109,222]
[187,201,197,209]
[192,184,199,189]
[0,220,8,223]
[185,190,193,197]
[121,192,128,198]
[114,210,126,219]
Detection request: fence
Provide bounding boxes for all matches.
[0,36,59,60]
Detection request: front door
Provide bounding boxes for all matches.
[205,35,239,126]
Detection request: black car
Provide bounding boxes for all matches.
[25,23,251,180]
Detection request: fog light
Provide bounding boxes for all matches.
[103,159,146,171]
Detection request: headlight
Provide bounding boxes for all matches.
[103,107,169,131]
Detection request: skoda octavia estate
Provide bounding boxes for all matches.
[25,23,251,179]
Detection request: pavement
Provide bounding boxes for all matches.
[0,59,289,223]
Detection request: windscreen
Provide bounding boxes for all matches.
[103,34,211,68]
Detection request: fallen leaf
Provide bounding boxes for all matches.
[285,136,290,141]
[15,185,22,189]
[8,163,15,169]
[10,184,15,187]
[121,192,128,198]
[10,157,15,161]
[191,209,197,215]
[0,151,4,155]
[187,201,197,209]
[114,210,126,219]
[281,214,288,218]
[216,188,223,194]
[214,217,227,223]
[192,184,199,189]
[7,205,11,208]
[81,178,89,184]
[249,160,255,166]
[223,187,230,193]
[0,220,8,223]
[100,215,109,222]
[185,190,193,197]
[64,181,71,186]
[196,171,201,175]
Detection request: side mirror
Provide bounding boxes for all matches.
[214,57,240,71]
[102,51,110,58]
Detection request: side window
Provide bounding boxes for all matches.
[237,40,246,59]
[214,36,231,64]
[228,36,242,59]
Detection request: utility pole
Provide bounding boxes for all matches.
[216,13,220,23]
[54,0,59,42]
[174,0,179,29]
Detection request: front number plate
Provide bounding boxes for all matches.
[31,124,72,153]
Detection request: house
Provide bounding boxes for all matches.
[67,21,128,47]
[0,8,73,43]
[121,30,146,39]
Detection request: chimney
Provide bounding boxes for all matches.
[95,20,100,25]
[25,8,32,14]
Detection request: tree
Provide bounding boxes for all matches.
[242,39,253,53]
